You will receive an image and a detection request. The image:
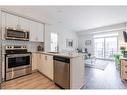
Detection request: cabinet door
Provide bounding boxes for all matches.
[29,20,38,41]
[6,13,19,28]
[36,54,53,80]
[120,60,127,80]
[37,23,44,42]
[19,17,30,31]
[38,54,44,73]
[46,55,54,80]
[41,55,47,75]
[32,53,38,71]
[1,12,6,39]
[29,21,44,42]
[42,55,53,80]
[34,54,43,73]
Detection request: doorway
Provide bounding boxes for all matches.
[94,34,118,60]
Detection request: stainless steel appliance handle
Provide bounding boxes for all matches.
[6,53,32,73]
[6,53,31,58]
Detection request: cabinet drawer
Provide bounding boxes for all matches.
[121,65,127,71]
[44,55,53,61]
[121,71,127,79]
[47,56,53,61]
[121,60,127,66]
[121,68,127,74]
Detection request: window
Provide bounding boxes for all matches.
[51,33,58,52]
[94,32,118,60]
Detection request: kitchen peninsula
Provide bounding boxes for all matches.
[32,52,85,89]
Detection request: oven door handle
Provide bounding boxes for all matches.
[6,54,31,58]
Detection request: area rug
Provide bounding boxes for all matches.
[85,60,109,70]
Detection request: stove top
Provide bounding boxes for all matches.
[5,45,30,54]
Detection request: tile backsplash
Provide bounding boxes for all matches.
[0,40,44,54]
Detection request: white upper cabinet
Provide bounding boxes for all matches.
[37,23,44,42]
[19,17,30,31]
[1,11,44,42]
[1,12,6,39]
[6,13,19,28]
[30,20,44,42]
[1,12,6,28]
[29,20,38,42]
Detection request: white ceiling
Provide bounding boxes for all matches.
[1,6,127,32]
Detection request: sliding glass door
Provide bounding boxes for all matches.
[94,38,104,59]
[105,37,118,60]
[94,36,118,60]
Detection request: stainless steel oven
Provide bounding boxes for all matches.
[5,45,32,81]
[5,27,29,41]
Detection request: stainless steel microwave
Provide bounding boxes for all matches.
[5,27,29,41]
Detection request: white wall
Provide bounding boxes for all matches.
[77,23,126,55]
[45,24,78,52]
[45,23,126,54]
[78,34,94,55]
[78,23,126,35]
[58,29,78,52]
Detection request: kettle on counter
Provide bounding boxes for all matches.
[37,45,44,51]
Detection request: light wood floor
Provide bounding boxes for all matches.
[1,59,127,89]
[85,59,127,89]
[1,72,60,89]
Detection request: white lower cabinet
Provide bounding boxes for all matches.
[46,55,54,80]
[32,53,40,71]
[37,54,43,73]
[32,53,54,80]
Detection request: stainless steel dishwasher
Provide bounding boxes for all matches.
[53,56,70,89]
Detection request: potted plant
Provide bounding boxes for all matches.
[120,46,126,55]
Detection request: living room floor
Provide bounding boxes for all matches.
[85,59,127,89]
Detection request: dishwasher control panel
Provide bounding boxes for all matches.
[53,56,70,63]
